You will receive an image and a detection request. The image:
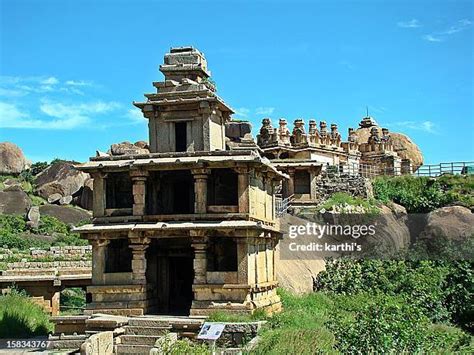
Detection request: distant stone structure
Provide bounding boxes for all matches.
[75,47,285,316]
[256,115,421,206]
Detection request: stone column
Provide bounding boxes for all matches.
[236,238,248,284]
[287,168,295,197]
[129,235,150,285]
[91,173,106,217]
[90,238,109,285]
[130,170,148,216]
[192,168,210,214]
[235,167,250,213]
[309,168,318,201]
[191,232,207,284]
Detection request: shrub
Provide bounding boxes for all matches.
[327,293,472,353]
[373,175,456,213]
[315,256,473,332]
[0,214,87,249]
[60,288,86,315]
[0,288,53,338]
[29,162,48,176]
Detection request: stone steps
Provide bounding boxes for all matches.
[115,344,154,355]
[119,334,163,346]
[124,325,171,335]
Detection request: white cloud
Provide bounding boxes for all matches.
[422,34,443,42]
[65,80,93,87]
[388,120,437,134]
[422,18,472,42]
[0,99,121,130]
[441,19,472,35]
[398,19,421,28]
[41,76,59,85]
[235,107,250,118]
[0,102,87,129]
[127,108,146,123]
[0,75,93,96]
[255,107,275,115]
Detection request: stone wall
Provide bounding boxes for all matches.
[313,171,373,205]
[0,245,91,260]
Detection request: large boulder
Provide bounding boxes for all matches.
[276,214,327,293]
[39,205,91,225]
[420,206,474,241]
[225,121,252,140]
[108,141,149,156]
[0,187,32,215]
[77,178,93,210]
[0,142,29,174]
[354,121,423,168]
[35,161,89,201]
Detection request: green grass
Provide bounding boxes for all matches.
[0,288,53,338]
[207,309,266,323]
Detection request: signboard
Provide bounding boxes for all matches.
[197,323,226,341]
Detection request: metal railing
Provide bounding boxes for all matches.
[413,162,474,177]
[338,161,474,178]
[276,194,294,216]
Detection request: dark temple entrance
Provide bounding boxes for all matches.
[147,238,194,315]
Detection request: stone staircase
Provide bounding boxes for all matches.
[115,316,204,354]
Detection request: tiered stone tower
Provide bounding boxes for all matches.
[75,47,285,316]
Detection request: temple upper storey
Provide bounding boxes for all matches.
[134,47,234,153]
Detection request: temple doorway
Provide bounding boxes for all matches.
[147,238,194,315]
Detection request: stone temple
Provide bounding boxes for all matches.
[75,46,421,316]
[76,47,285,316]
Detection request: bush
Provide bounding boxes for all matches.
[328,293,431,352]
[373,175,462,213]
[0,288,53,338]
[255,290,473,353]
[0,214,87,249]
[327,293,472,353]
[60,288,86,315]
[315,256,473,332]
[29,162,48,176]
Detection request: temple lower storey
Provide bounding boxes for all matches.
[78,221,282,317]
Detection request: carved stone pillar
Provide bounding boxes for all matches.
[235,167,250,213]
[91,173,107,217]
[129,235,150,285]
[236,238,248,284]
[130,170,148,216]
[191,233,207,284]
[192,168,210,214]
[90,238,109,284]
[287,168,295,197]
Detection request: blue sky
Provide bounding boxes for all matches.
[0,0,473,164]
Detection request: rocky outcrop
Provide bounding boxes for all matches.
[355,126,423,168]
[0,186,32,216]
[0,142,30,174]
[39,204,91,225]
[35,161,89,201]
[420,206,474,241]
[27,206,40,229]
[108,141,149,156]
[276,214,327,293]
